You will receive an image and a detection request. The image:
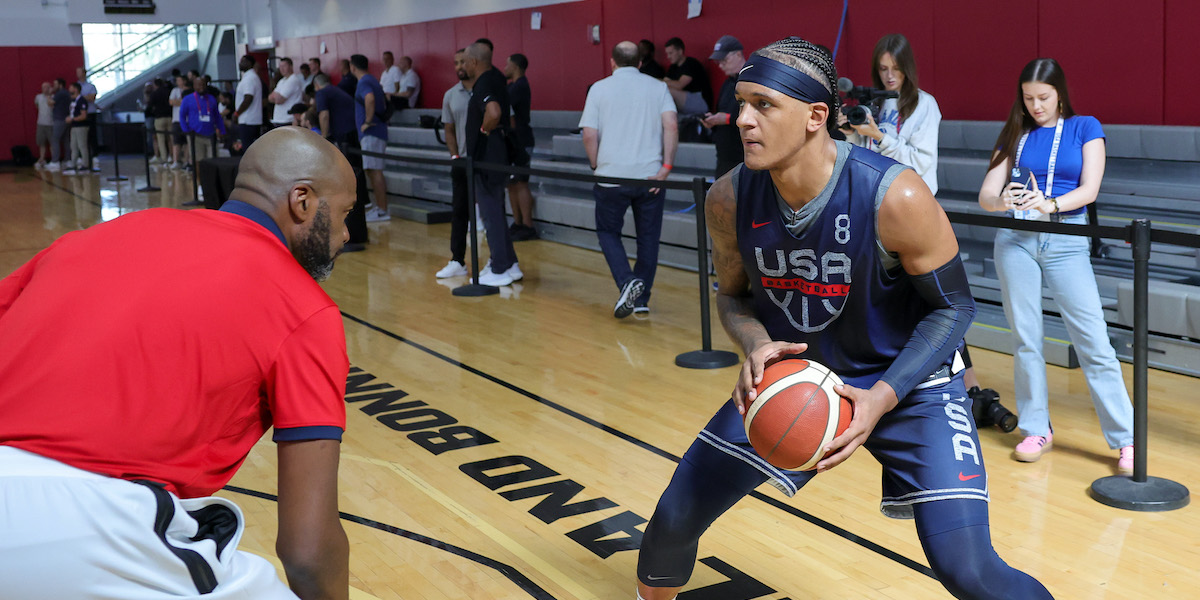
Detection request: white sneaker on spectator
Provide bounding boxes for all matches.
[435,260,468,278]
[478,267,513,287]
[62,168,77,175]
[365,207,391,222]
[505,262,523,282]
[365,202,376,211]
[45,162,60,172]
[34,161,45,170]
[149,157,160,165]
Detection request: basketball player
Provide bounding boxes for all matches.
[0,128,356,599]
[635,38,1052,600]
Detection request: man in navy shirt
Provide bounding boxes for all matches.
[314,73,368,251]
[350,54,390,223]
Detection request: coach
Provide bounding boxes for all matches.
[0,128,357,600]
[580,41,678,318]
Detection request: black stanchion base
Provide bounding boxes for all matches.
[137,185,162,192]
[452,283,500,297]
[107,176,129,182]
[1089,475,1190,511]
[675,349,740,370]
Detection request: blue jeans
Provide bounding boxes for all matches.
[993,213,1134,448]
[593,184,664,305]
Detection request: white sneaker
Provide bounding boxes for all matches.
[365,207,391,222]
[478,267,513,287]
[61,168,77,175]
[435,260,468,278]
[149,157,160,165]
[34,161,45,170]
[45,162,60,172]
[505,262,523,282]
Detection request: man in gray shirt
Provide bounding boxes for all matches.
[580,41,678,318]
[435,48,477,279]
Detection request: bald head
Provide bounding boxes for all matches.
[230,127,358,278]
[613,41,639,68]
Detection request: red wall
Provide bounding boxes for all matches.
[267,0,1200,128]
[2,46,85,162]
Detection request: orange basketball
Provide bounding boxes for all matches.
[743,358,853,470]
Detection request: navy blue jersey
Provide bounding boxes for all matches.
[735,142,930,386]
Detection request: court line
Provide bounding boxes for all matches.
[341,453,598,600]
[224,485,559,600]
[340,311,938,580]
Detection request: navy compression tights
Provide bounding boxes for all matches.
[636,451,1053,599]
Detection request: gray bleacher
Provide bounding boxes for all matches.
[376,109,1200,376]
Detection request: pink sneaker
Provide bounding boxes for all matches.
[1014,434,1052,462]
[1118,445,1134,475]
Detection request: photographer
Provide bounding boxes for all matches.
[978,58,1134,473]
[840,34,940,195]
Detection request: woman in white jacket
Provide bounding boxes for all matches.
[842,33,941,194]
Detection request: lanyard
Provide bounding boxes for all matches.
[1015,116,1064,198]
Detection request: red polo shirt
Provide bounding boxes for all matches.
[0,203,348,498]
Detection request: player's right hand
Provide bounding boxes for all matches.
[734,341,808,415]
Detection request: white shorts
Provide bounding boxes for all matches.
[360,134,387,171]
[0,446,297,600]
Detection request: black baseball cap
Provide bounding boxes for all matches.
[288,103,309,115]
[709,35,744,60]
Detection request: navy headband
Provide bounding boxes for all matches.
[737,54,834,106]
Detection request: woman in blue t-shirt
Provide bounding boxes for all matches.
[978,58,1134,474]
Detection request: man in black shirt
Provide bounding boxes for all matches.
[464,42,521,287]
[701,35,745,177]
[664,37,712,116]
[638,40,666,79]
[505,53,537,241]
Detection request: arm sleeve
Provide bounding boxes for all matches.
[266,305,349,436]
[878,254,976,401]
[579,89,599,129]
[659,83,676,116]
[876,93,941,185]
[179,96,193,132]
[1079,116,1105,144]
[441,91,454,124]
[0,241,63,319]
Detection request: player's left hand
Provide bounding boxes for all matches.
[816,381,899,472]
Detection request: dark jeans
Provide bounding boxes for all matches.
[331,132,369,244]
[475,173,516,272]
[593,184,665,305]
[237,124,261,153]
[449,164,470,264]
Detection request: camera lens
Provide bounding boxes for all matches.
[846,105,868,126]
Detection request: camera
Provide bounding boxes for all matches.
[836,77,898,128]
[969,386,1018,432]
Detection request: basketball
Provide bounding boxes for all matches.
[743,358,853,471]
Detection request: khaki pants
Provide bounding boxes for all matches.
[154,117,172,160]
[70,126,89,168]
[192,135,215,168]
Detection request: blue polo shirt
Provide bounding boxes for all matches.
[354,73,389,141]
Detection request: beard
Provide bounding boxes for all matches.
[295,201,341,282]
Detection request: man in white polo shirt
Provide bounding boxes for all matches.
[234,54,264,150]
[395,56,421,109]
[267,58,304,128]
[579,41,678,318]
[380,51,402,109]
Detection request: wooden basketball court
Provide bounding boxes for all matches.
[3,163,1197,599]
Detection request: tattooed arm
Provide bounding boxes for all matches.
[706,171,807,413]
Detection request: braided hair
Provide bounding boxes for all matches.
[752,37,841,134]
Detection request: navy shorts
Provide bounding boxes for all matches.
[695,373,988,517]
